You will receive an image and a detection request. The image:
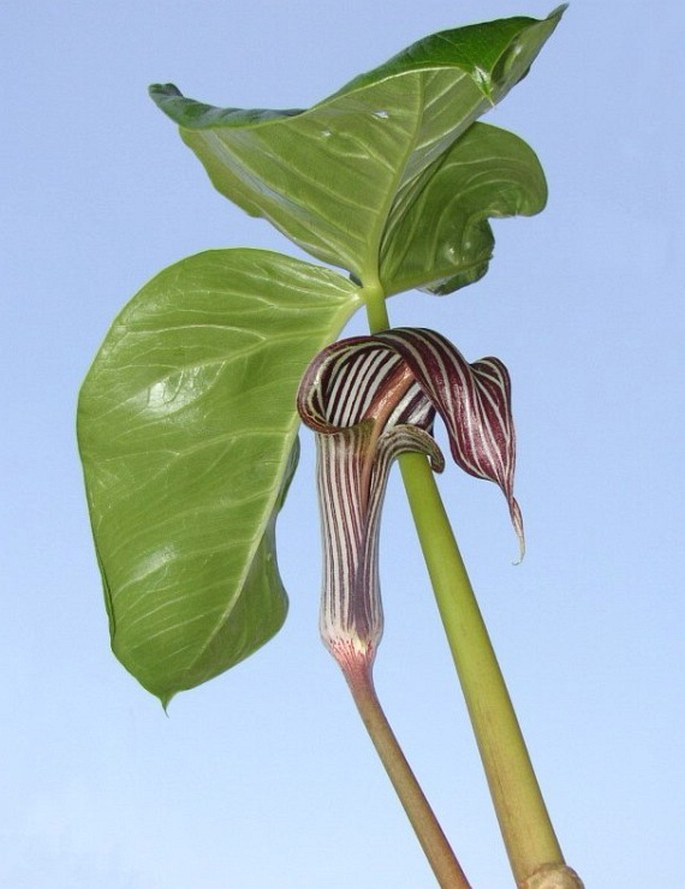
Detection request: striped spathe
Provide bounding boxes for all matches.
[297,328,523,671]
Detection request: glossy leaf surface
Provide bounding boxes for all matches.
[78,249,361,703]
[379,122,547,296]
[150,7,563,291]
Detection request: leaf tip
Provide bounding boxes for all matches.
[548,3,569,22]
[148,83,189,123]
[148,82,182,102]
[159,693,174,714]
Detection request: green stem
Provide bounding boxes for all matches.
[362,283,568,886]
[363,278,392,331]
[344,660,472,889]
[398,453,564,886]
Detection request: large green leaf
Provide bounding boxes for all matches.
[78,249,361,704]
[150,7,564,290]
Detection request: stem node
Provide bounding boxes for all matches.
[520,864,585,889]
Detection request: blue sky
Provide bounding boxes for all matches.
[2,2,683,887]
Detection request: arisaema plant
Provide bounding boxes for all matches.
[77,8,584,887]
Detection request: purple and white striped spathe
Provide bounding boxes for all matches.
[297,336,442,671]
[378,328,524,560]
[297,328,523,671]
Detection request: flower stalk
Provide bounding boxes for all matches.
[298,330,472,887]
[344,656,472,889]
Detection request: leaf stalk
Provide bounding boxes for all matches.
[362,277,392,331]
[363,287,574,887]
[398,452,566,886]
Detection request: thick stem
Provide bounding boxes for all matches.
[398,452,566,886]
[343,658,472,889]
[362,277,391,331]
[362,285,577,887]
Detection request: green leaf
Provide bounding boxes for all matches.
[150,7,564,291]
[379,122,548,297]
[78,249,361,704]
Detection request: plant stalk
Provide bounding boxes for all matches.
[343,659,472,889]
[398,453,566,885]
[363,284,574,887]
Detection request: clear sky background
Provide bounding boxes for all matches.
[2,2,683,887]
